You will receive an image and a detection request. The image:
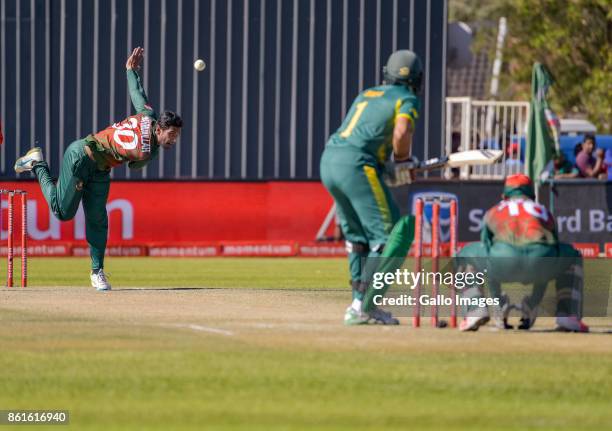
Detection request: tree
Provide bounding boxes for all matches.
[453,0,611,132]
[449,0,499,23]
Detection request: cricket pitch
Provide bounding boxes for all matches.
[1,258,611,431]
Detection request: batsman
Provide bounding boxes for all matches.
[457,174,589,332]
[14,47,182,291]
[320,50,422,325]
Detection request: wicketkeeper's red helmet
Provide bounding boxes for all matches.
[503,174,535,199]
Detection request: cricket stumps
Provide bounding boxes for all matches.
[413,197,458,328]
[1,189,28,287]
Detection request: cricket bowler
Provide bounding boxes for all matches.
[14,47,182,291]
[457,174,589,332]
[320,50,422,325]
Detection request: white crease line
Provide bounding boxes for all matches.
[241,322,337,331]
[167,323,234,337]
[187,324,234,336]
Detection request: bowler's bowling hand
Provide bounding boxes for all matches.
[126,47,144,70]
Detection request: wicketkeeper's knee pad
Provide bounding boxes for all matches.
[555,260,584,319]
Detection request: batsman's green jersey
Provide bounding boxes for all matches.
[320,84,419,299]
[326,85,420,164]
[33,69,159,271]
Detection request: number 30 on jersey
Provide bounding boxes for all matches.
[112,118,139,150]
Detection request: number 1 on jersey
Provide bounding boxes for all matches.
[340,101,368,138]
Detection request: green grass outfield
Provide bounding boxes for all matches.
[12,256,349,289]
[1,257,611,431]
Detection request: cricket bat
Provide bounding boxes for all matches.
[385,149,503,186]
[418,149,504,170]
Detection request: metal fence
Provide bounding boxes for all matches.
[444,97,530,179]
[0,0,446,180]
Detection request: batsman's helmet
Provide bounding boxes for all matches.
[383,50,423,93]
[503,174,535,200]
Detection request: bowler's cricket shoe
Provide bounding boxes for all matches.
[366,307,400,325]
[344,306,369,325]
[14,147,44,173]
[555,316,589,333]
[459,315,490,331]
[90,269,112,291]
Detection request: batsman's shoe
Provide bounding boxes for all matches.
[459,315,490,331]
[460,305,490,331]
[90,270,112,291]
[344,306,369,325]
[14,147,44,173]
[366,307,400,325]
[492,294,515,330]
[555,316,589,333]
[518,296,538,330]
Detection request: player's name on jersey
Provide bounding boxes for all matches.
[140,116,152,153]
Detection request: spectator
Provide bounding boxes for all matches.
[605,148,612,181]
[449,131,461,179]
[550,152,579,179]
[490,137,523,177]
[505,142,524,174]
[575,134,606,179]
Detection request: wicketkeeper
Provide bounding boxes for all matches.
[320,50,422,325]
[14,47,182,291]
[456,174,588,332]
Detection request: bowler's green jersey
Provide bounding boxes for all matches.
[326,84,420,164]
